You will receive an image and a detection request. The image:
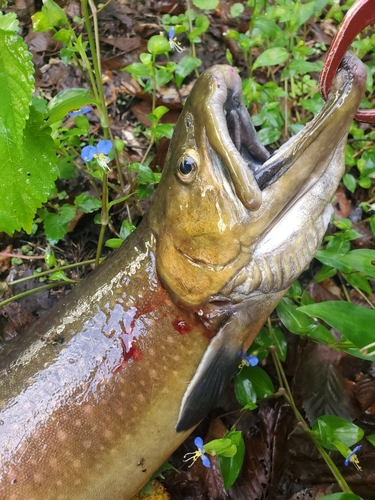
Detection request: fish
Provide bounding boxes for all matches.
[0,52,366,499]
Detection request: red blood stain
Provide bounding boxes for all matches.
[172,318,192,335]
[113,336,141,374]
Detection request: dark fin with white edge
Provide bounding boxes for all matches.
[175,316,243,432]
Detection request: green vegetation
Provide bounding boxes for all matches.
[0,0,374,496]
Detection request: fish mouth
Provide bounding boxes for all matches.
[213,52,365,199]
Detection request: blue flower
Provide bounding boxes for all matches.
[68,106,92,117]
[168,26,185,53]
[183,436,211,468]
[238,352,259,371]
[344,445,362,470]
[81,140,113,170]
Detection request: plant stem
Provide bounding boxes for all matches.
[5,260,96,287]
[268,338,354,494]
[0,280,79,308]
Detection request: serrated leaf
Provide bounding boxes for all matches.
[298,301,375,349]
[0,28,34,146]
[42,204,76,244]
[0,108,58,234]
[294,344,353,424]
[0,12,19,32]
[74,193,101,213]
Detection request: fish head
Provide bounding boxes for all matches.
[149,53,366,313]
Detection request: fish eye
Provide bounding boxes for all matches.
[176,150,199,183]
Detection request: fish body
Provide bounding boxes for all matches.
[0,53,366,499]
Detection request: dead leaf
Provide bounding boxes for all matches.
[100,36,141,53]
[333,186,351,219]
[293,343,359,424]
[0,245,13,273]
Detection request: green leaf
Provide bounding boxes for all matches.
[254,17,282,38]
[288,59,323,75]
[44,247,57,268]
[147,35,171,55]
[0,28,34,147]
[342,272,372,295]
[0,12,19,31]
[230,3,244,17]
[234,369,258,407]
[311,415,364,450]
[257,126,281,146]
[218,431,245,490]
[337,250,375,279]
[41,0,69,28]
[315,249,352,273]
[252,47,289,70]
[343,173,357,193]
[31,11,52,32]
[238,366,274,400]
[0,108,59,234]
[272,326,287,361]
[53,28,71,45]
[192,0,219,9]
[105,238,123,249]
[74,193,101,213]
[367,434,375,447]
[205,438,236,457]
[119,220,136,240]
[175,56,202,86]
[46,88,96,125]
[369,215,375,236]
[123,62,151,78]
[315,264,337,282]
[42,204,76,245]
[276,297,315,335]
[298,302,375,349]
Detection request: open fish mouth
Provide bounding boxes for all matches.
[211,52,367,203]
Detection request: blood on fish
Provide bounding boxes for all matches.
[172,318,192,335]
[113,336,141,374]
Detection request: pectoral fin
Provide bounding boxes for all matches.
[175,316,243,432]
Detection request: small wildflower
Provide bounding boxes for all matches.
[68,106,92,117]
[344,445,362,471]
[183,437,211,468]
[81,140,113,170]
[238,352,259,371]
[168,26,186,53]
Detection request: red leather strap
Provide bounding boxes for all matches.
[319,0,375,122]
